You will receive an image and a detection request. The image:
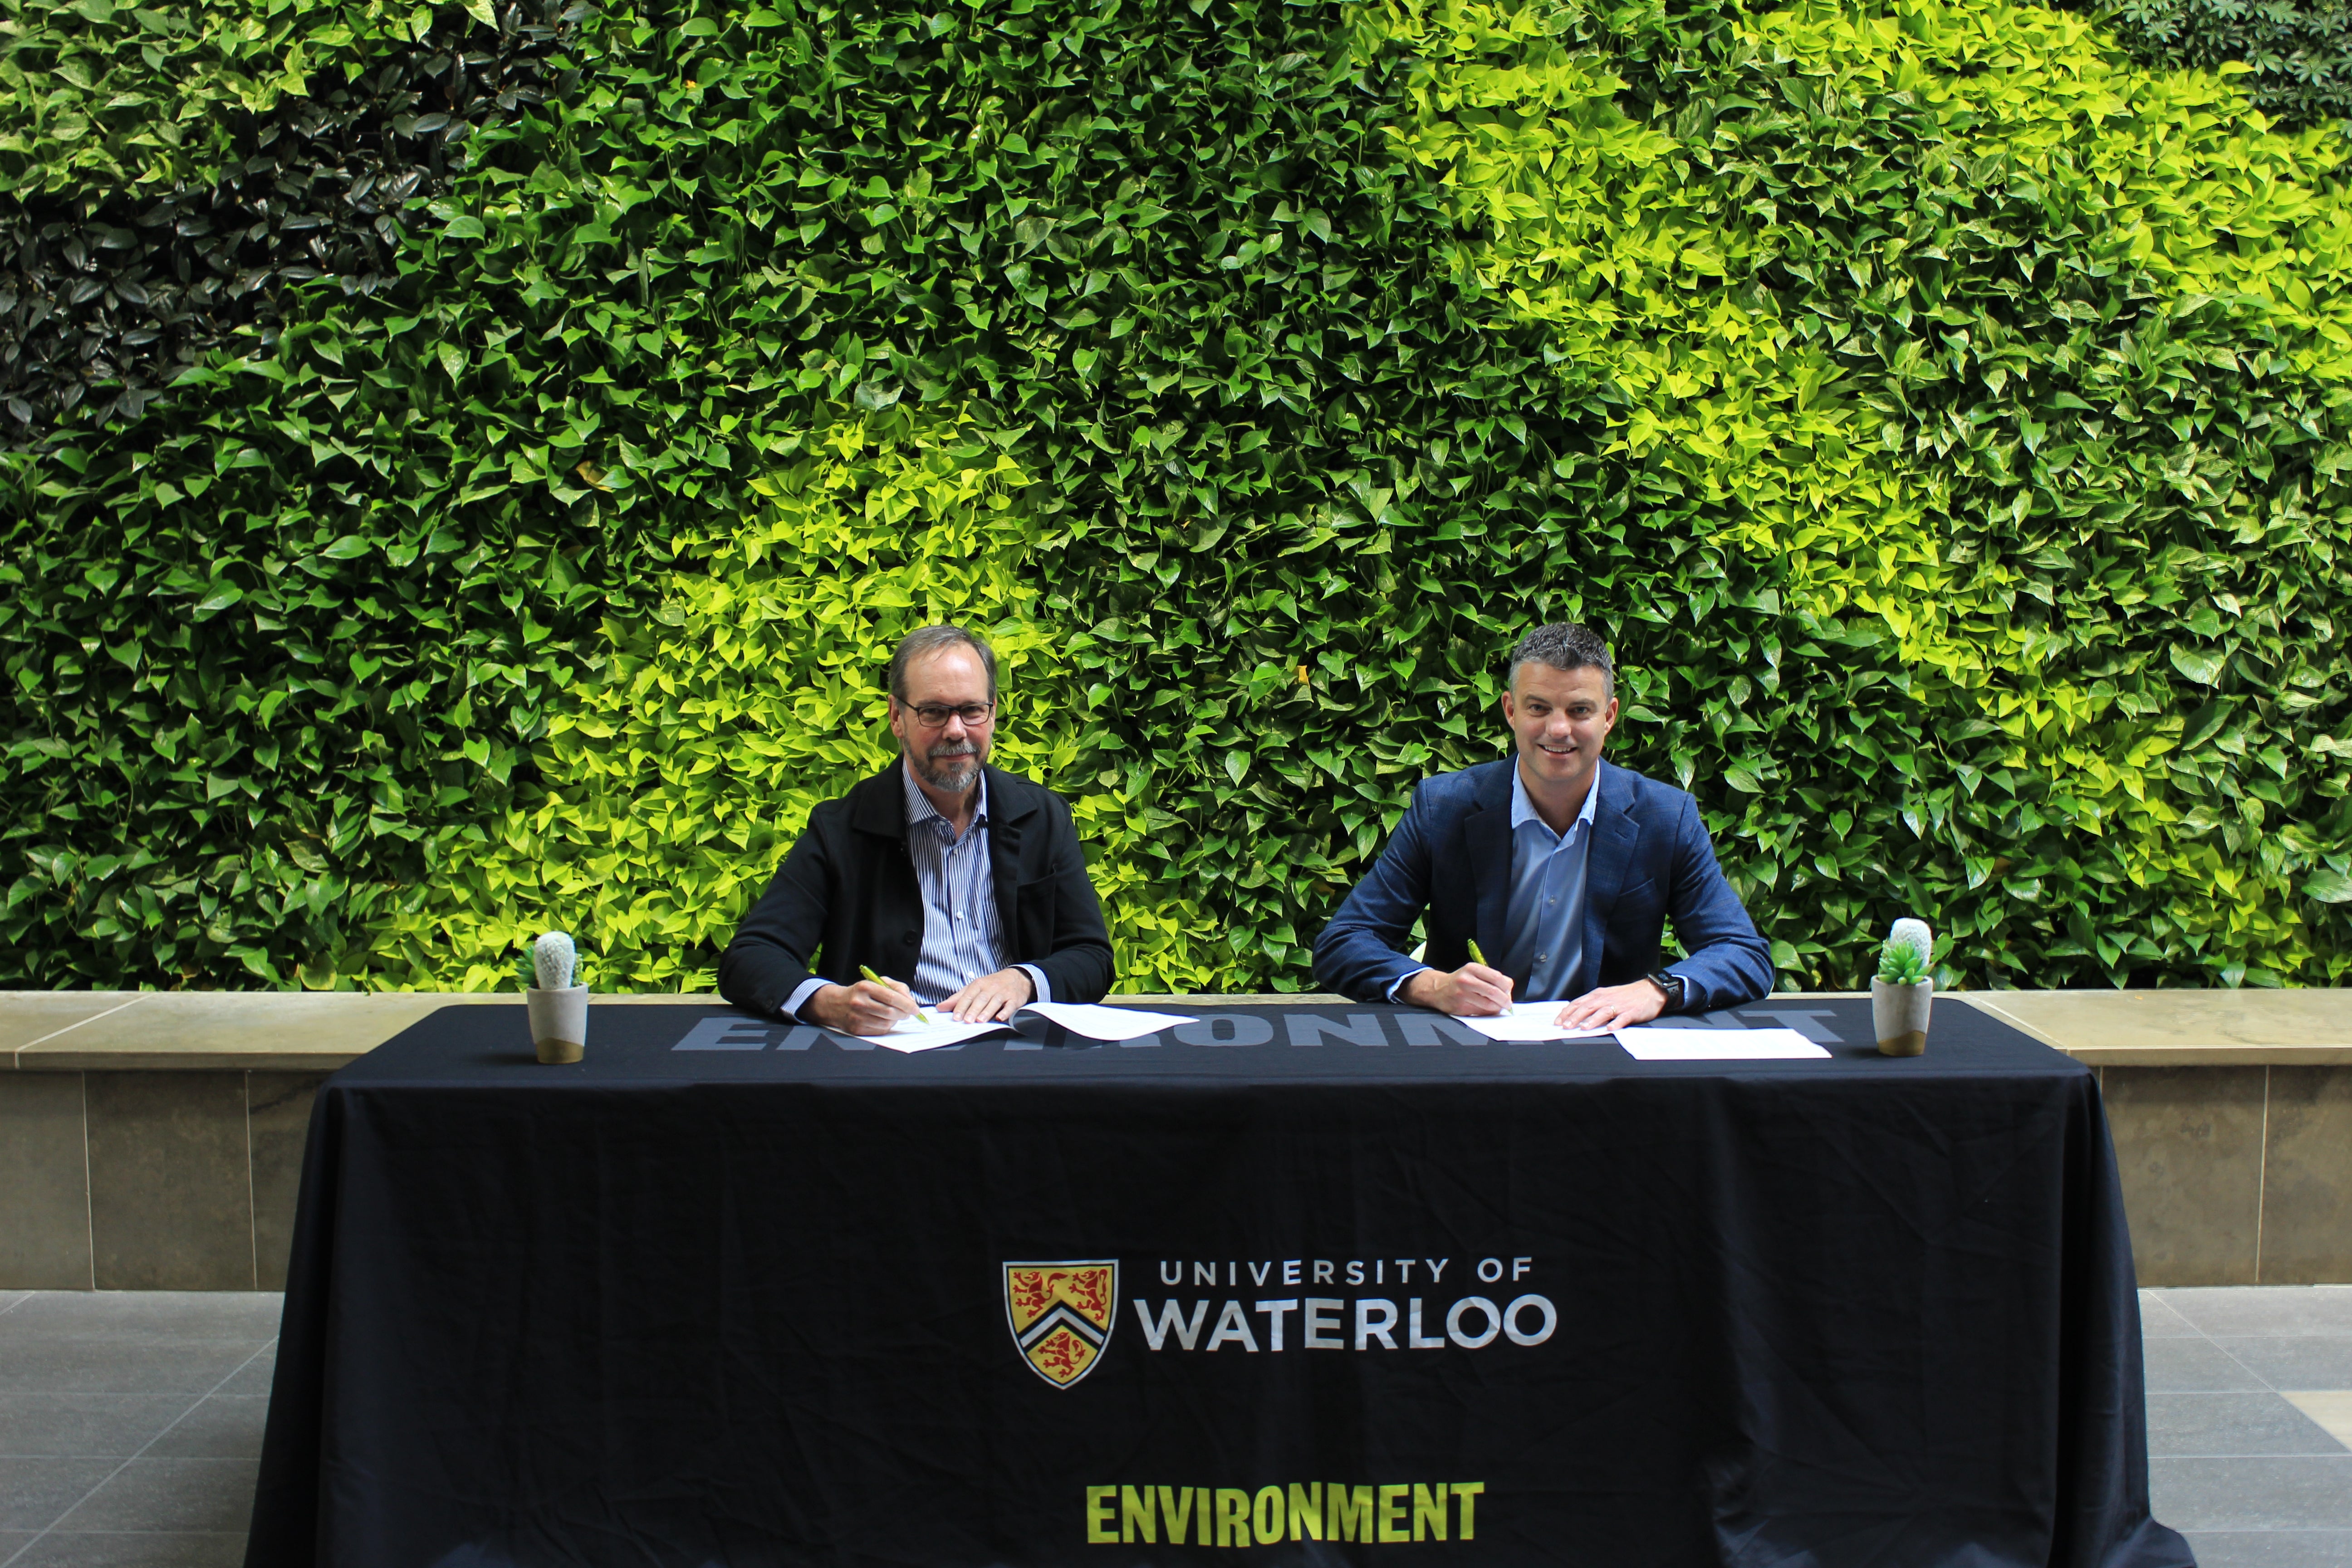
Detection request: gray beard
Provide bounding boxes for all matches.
[909,743,981,794]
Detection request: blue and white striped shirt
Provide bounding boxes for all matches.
[783,761,1049,1018]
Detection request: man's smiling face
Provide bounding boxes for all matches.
[1502,661,1618,796]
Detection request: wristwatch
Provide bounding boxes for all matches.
[1645,970,1686,1014]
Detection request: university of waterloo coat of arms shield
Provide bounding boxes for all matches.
[1004,1261,1118,1389]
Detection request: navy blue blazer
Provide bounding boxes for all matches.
[1312,759,1773,1011]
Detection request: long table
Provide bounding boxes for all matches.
[245,998,2190,1567]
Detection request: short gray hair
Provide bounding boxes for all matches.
[1508,622,1614,700]
[887,625,998,703]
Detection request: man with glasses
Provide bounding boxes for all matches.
[1313,622,1771,1029]
[720,625,1114,1034]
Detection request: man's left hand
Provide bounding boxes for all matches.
[1553,979,1669,1033]
[943,967,1036,1024]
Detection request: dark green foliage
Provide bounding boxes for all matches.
[0,0,2346,992]
[0,1,578,441]
[2099,0,2352,127]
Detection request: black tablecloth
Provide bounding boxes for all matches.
[247,998,2190,1568]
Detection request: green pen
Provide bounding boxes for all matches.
[1465,937,1489,967]
[858,964,937,1024]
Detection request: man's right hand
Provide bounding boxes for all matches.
[1401,963,1514,1017]
[803,979,921,1035]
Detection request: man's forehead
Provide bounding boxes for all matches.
[900,646,990,699]
[1513,662,1609,702]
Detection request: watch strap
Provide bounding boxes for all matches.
[1646,970,1684,1013]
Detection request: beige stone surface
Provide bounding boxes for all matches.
[1955,990,2352,1065]
[0,992,148,1054]
[9,991,711,1071]
[2259,1066,2352,1285]
[2105,1064,2266,1287]
[249,1071,331,1292]
[0,1072,93,1289]
[85,1070,254,1291]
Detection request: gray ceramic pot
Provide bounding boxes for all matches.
[526,984,589,1064]
[1871,977,1931,1057]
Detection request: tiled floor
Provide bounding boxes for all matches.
[2149,1286,2352,1567]
[0,1285,2346,1565]
[0,1290,275,1568]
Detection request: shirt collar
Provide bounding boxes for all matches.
[1509,755,1602,840]
[902,756,988,834]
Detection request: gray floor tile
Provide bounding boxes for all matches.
[0,1456,121,1531]
[2146,1334,2273,1392]
[211,1348,274,1400]
[53,1458,257,1535]
[0,1395,191,1458]
[2160,1287,2352,1339]
[2152,1456,2352,1531]
[2212,1338,2352,1392]
[143,1398,267,1462]
[2142,1291,2203,1337]
[2179,1531,2352,1568]
[0,1294,282,1344]
[4,1534,248,1568]
[0,1341,265,1399]
[2150,1393,2352,1457]
[0,1292,31,1314]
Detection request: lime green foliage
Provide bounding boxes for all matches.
[2,0,2346,995]
[1374,0,2351,987]
[368,409,1218,993]
[0,0,419,196]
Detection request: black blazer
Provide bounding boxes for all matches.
[718,762,1114,1016]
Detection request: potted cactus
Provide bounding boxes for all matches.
[1871,918,1934,1057]
[524,931,589,1064]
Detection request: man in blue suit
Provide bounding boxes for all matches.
[1313,623,1772,1029]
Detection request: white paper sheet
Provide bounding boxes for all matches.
[1615,1026,1831,1061]
[1454,1003,1618,1044]
[1016,1001,1198,1041]
[871,1015,1012,1054]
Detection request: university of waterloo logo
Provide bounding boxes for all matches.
[1005,1261,1118,1389]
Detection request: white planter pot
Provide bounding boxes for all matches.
[1872,978,1932,1057]
[526,985,588,1064]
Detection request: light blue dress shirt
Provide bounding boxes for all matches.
[783,762,1050,1019]
[1388,757,1602,1002]
[1494,758,1600,1001]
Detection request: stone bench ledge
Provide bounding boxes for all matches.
[3,989,2346,1073]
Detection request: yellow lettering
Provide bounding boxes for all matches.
[1199,1487,1213,1542]
[1122,1485,1156,1544]
[1158,1486,1194,1545]
[1253,1485,1284,1545]
[1329,1485,1372,1543]
[1085,1485,1118,1544]
[1216,1488,1253,1548]
[1453,1481,1484,1540]
[1414,1484,1448,1542]
[1378,1484,1410,1543]
[1289,1482,1323,1541]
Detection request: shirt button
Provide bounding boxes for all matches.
[1538,952,1548,962]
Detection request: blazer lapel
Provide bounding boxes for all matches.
[1580,763,1640,980]
[984,766,1039,939]
[1462,760,1516,960]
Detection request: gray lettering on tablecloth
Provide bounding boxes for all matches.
[1737,1008,1844,1043]
[1284,1014,1390,1049]
[669,1019,829,1051]
[1173,1016,1275,1048]
[672,1017,774,1051]
[1393,1013,1488,1048]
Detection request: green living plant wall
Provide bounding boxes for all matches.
[1,0,2347,994]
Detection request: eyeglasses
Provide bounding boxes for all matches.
[905,701,995,729]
